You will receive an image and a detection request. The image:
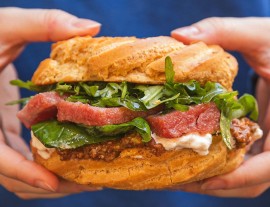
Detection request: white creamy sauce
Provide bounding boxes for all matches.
[152,133,212,155]
[30,125,262,159]
[31,132,55,159]
[252,126,263,140]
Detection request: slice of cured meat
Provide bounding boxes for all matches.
[147,103,220,138]
[17,92,63,128]
[57,101,162,126]
[17,92,163,127]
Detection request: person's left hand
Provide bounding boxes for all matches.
[0,7,101,199]
[170,17,270,198]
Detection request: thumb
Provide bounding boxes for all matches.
[171,17,270,52]
[200,151,270,191]
[0,7,101,43]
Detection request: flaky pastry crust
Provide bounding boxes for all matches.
[32,135,245,190]
[31,36,238,90]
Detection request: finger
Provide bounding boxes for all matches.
[172,181,270,198]
[0,64,21,135]
[256,78,270,133]
[0,174,55,194]
[264,131,270,152]
[0,133,58,192]
[200,152,270,190]
[16,192,70,200]
[4,131,32,160]
[171,17,270,85]
[171,17,270,51]
[0,174,97,194]
[0,7,101,43]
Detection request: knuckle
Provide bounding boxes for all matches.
[205,17,224,25]
[43,9,64,28]
[42,9,68,41]
[194,17,226,36]
[41,9,74,41]
[203,17,226,31]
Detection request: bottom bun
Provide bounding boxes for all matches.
[31,135,245,190]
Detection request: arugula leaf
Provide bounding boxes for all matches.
[66,95,90,104]
[92,97,145,111]
[238,94,258,121]
[12,56,259,150]
[79,82,98,97]
[55,82,73,94]
[136,85,164,109]
[220,112,235,149]
[201,81,226,102]
[10,79,54,92]
[165,56,175,84]
[214,92,258,149]
[32,117,151,149]
[5,97,32,106]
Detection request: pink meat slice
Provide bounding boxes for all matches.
[17,92,63,128]
[146,103,220,138]
[57,101,162,126]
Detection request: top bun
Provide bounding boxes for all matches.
[32,36,238,90]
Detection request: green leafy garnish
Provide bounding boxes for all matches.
[5,97,32,106]
[10,79,54,92]
[12,56,259,150]
[165,56,175,84]
[32,117,151,148]
[214,93,258,149]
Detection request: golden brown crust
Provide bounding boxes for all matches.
[32,135,245,190]
[31,36,238,90]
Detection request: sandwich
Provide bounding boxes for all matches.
[10,36,262,190]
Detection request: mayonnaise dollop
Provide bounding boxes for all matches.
[152,133,212,155]
[31,132,55,159]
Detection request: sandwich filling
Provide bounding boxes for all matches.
[10,57,261,161]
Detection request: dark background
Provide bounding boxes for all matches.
[0,0,270,206]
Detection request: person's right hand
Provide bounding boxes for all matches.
[171,17,270,198]
[0,8,101,199]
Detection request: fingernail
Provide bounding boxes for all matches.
[172,26,200,37]
[72,19,101,29]
[35,180,55,192]
[201,180,226,190]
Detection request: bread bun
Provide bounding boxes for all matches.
[31,36,237,90]
[29,36,247,190]
[31,134,245,190]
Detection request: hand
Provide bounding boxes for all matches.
[0,8,101,199]
[0,7,101,71]
[170,17,270,198]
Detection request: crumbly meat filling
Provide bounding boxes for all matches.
[57,132,165,162]
[230,118,260,148]
[56,118,259,162]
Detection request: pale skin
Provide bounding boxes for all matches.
[1,8,270,199]
[0,7,101,199]
[171,17,270,197]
